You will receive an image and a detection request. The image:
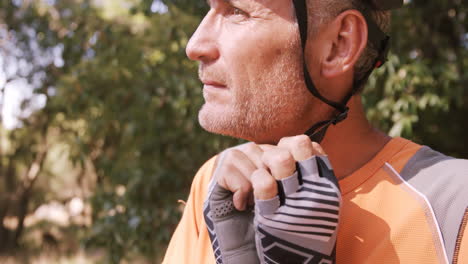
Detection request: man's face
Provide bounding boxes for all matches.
[186,0,319,143]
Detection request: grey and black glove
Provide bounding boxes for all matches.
[203,179,259,264]
[254,155,341,264]
[204,155,341,264]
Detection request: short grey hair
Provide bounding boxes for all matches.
[307,0,391,93]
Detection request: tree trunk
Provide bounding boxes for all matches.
[0,144,48,252]
[11,147,48,247]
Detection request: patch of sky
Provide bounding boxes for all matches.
[151,0,168,14]
[89,32,99,46]
[53,44,64,68]
[0,25,64,129]
[2,78,47,129]
[48,87,57,97]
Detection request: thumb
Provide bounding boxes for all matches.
[233,189,249,211]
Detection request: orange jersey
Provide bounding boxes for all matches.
[163,138,468,263]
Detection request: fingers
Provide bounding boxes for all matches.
[213,137,328,210]
[217,166,252,211]
[252,148,295,201]
[261,148,296,181]
[311,141,326,156]
[226,149,258,180]
[214,143,268,211]
[258,144,276,152]
[278,135,325,161]
[252,171,281,215]
[253,136,328,202]
[236,142,267,171]
[251,168,278,200]
[215,148,259,211]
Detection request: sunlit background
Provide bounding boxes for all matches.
[0,0,467,263]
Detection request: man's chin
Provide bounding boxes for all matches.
[199,109,229,134]
[198,108,273,143]
[198,106,243,138]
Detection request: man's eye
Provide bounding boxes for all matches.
[229,7,249,17]
[233,8,245,16]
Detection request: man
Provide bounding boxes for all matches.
[163,0,468,263]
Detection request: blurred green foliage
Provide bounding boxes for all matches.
[0,0,466,262]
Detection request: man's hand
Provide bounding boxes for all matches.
[215,143,267,211]
[203,143,265,264]
[203,136,341,264]
[252,135,341,264]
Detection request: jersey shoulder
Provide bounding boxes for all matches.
[399,146,468,261]
[400,146,468,190]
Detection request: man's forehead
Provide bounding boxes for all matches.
[207,0,281,6]
[206,0,294,21]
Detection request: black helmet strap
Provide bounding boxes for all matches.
[292,0,391,143]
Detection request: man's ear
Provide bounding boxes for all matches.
[321,10,368,78]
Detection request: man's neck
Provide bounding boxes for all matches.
[320,96,391,180]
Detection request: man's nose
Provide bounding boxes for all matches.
[186,12,220,63]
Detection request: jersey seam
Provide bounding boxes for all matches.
[452,207,468,264]
[383,162,450,264]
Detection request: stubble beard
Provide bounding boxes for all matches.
[198,40,313,143]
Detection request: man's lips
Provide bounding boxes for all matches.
[201,79,227,88]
